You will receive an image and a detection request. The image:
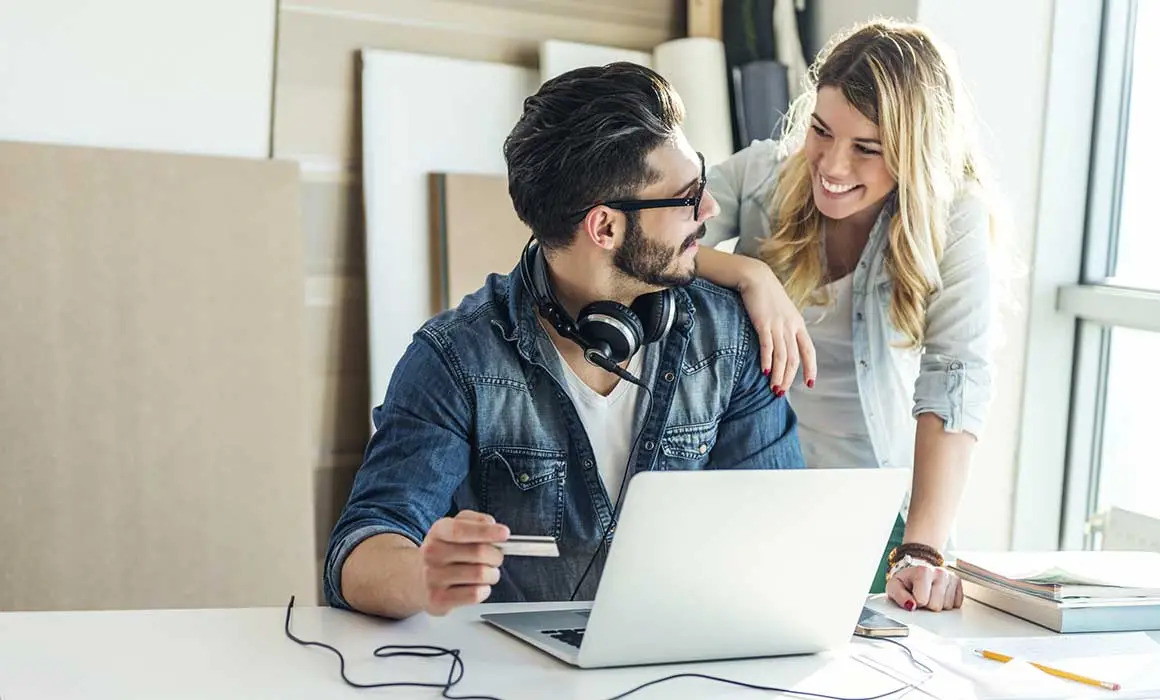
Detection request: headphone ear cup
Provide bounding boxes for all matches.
[576,300,644,364]
[631,290,677,344]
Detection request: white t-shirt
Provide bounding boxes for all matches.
[787,273,878,468]
[552,346,645,507]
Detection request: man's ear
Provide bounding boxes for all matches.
[581,207,622,252]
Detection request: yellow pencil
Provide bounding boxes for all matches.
[974,649,1121,691]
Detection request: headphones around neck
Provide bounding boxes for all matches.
[519,237,682,377]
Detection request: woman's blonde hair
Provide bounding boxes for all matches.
[759,19,996,348]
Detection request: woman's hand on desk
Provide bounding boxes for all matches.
[420,510,509,616]
[887,562,964,612]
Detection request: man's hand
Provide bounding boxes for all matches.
[420,510,510,616]
[886,563,963,612]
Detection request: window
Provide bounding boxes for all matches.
[1095,327,1160,522]
[1056,0,1160,548]
[1103,0,1158,291]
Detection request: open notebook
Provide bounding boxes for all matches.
[953,551,1160,600]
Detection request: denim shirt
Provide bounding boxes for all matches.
[703,139,997,474]
[324,260,805,609]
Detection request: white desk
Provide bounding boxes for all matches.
[0,596,1148,700]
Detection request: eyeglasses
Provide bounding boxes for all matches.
[565,152,706,224]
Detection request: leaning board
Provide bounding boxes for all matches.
[361,50,538,408]
[0,140,315,611]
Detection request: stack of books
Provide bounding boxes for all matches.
[950,551,1160,633]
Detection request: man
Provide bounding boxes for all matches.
[325,62,804,619]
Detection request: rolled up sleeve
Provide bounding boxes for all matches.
[912,191,997,438]
[322,332,472,609]
[704,139,780,249]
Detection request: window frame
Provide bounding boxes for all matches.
[1014,0,1160,550]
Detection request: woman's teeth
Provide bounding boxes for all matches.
[821,175,858,194]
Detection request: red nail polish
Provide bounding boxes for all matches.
[806,379,815,388]
[904,601,915,611]
[772,385,781,395]
[763,369,770,377]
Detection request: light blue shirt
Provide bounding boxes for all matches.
[703,139,998,473]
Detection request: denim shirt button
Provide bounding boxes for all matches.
[950,361,964,370]
[644,440,656,451]
[518,473,530,484]
[698,444,708,454]
[663,371,676,382]
[583,459,593,468]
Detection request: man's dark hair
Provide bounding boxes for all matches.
[503,62,686,250]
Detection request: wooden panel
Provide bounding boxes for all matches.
[307,372,374,457]
[290,0,677,27]
[430,173,532,311]
[0,141,315,611]
[301,180,365,276]
[274,0,680,162]
[313,461,362,559]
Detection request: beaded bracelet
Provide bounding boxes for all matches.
[887,542,944,569]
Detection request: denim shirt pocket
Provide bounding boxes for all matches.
[659,421,719,470]
[480,446,567,538]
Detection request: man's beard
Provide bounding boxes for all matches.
[612,214,703,288]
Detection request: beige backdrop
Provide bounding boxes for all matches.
[0,141,316,611]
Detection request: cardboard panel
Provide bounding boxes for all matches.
[430,173,533,310]
[0,141,315,611]
[273,2,673,164]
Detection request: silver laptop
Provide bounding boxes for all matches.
[481,467,909,668]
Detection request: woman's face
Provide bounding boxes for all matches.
[804,86,896,222]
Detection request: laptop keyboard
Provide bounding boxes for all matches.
[541,627,585,648]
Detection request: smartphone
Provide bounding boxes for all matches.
[855,607,909,638]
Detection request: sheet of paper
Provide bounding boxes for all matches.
[857,631,1160,700]
[954,632,1160,659]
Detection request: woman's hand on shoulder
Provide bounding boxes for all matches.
[736,261,816,395]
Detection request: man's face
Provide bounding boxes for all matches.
[612,137,720,289]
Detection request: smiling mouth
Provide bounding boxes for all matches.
[819,173,862,195]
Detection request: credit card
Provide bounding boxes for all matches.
[495,535,560,557]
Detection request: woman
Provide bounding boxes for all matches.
[697,19,1004,612]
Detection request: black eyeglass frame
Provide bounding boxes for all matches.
[564,151,706,224]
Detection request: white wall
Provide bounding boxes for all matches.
[0,0,276,158]
[811,0,919,51]
[916,0,1056,549]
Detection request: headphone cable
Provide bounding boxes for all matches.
[568,358,653,602]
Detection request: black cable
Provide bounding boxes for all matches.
[283,596,502,700]
[567,363,653,603]
[286,598,934,700]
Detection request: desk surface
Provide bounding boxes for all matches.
[0,596,1139,700]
